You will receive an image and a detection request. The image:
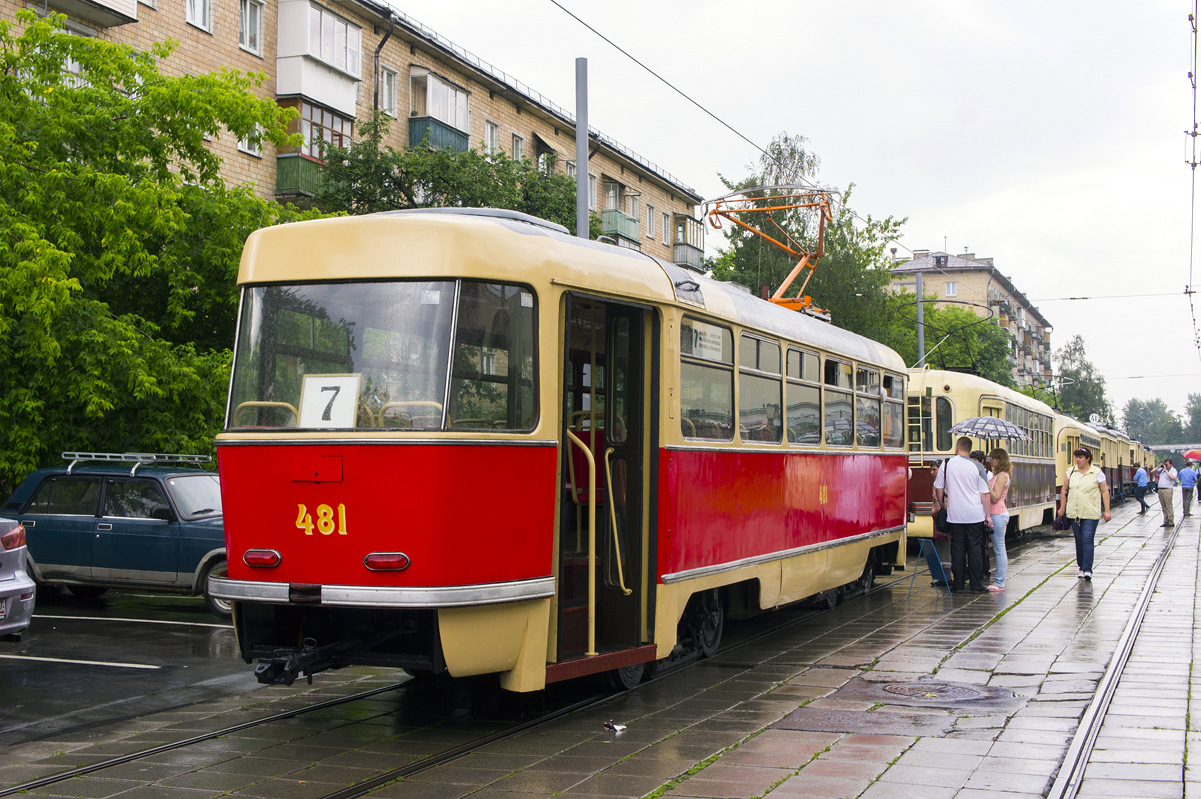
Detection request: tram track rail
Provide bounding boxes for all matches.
[1046,519,1183,799]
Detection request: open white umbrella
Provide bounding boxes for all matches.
[948,416,1030,441]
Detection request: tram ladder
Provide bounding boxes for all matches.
[1046,522,1183,799]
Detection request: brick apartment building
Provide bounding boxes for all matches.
[14,0,706,267]
[891,250,1053,387]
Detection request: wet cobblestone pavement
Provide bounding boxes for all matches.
[3,497,1197,798]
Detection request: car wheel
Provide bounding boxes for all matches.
[68,585,108,600]
[202,559,232,619]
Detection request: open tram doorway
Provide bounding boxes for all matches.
[555,295,654,681]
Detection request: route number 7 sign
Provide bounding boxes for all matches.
[298,374,362,429]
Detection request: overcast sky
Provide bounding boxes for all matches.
[400,0,1199,425]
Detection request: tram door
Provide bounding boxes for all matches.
[557,296,648,662]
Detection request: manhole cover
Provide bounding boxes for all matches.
[883,682,984,701]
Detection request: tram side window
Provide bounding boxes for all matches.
[680,317,734,440]
[786,349,821,445]
[935,396,953,451]
[854,366,881,447]
[738,335,782,443]
[448,282,537,430]
[824,357,854,447]
[882,373,904,448]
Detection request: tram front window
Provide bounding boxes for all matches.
[227,280,536,431]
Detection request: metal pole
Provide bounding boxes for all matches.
[575,58,589,239]
[916,271,926,366]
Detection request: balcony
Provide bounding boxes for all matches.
[47,0,135,26]
[409,116,469,153]
[601,209,640,244]
[276,155,324,198]
[674,242,704,270]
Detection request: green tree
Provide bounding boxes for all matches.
[316,113,600,236]
[709,132,905,341]
[884,292,1015,385]
[1184,393,1201,442]
[1055,335,1112,423]
[0,11,315,494]
[1123,398,1184,445]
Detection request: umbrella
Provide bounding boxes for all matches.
[1183,449,1201,461]
[948,416,1030,441]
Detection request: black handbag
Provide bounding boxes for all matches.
[933,508,948,533]
[1052,515,1071,532]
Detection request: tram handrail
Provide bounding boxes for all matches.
[564,429,598,656]
[603,446,632,596]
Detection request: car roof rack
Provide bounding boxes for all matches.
[61,451,212,476]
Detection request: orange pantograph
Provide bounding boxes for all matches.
[706,186,834,317]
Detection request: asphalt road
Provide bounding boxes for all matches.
[0,586,260,746]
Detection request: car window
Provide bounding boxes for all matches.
[165,475,222,518]
[103,480,169,519]
[26,477,101,516]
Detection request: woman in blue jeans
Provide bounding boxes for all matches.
[987,448,1012,592]
[1057,447,1112,580]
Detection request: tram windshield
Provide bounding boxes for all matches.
[227,280,537,432]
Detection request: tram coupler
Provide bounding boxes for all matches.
[254,637,332,686]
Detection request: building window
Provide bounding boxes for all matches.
[379,67,398,117]
[299,101,352,159]
[588,173,598,211]
[662,212,669,244]
[629,195,639,222]
[410,68,469,133]
[239,0,263,54]
[646,205,654,239]
[511,133,524,160]
[945,281,957,297]
[564,160,576,178]
[186,0,211,31]
[309,4,362,76]
[238,124,263,157]
[484,121,500,156]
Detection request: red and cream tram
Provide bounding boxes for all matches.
[210,208,908,691]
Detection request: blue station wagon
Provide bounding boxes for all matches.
[0,452,229,618]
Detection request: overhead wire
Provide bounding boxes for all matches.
[1188,4,1201,362]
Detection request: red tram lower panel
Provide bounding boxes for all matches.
[656,448,908,579]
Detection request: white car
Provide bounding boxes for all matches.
[0,519,35,641]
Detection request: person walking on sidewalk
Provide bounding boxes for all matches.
[1180,461,1197,518]
[933,436,993,593]
[1133,463,1150,514]
[1156,458,1179,527]
[1058,446,1111,581]
[986,447,1012,592]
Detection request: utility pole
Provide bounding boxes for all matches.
[575,58,588,240]
[916,271,926,367]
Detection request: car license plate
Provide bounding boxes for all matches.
[0,598,7,621]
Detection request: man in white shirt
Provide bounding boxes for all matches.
[1156,459,1179,527]
[933,436,994,593]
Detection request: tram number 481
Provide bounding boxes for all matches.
[296,503,349,536]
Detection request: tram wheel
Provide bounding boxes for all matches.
[608,662,645,691]
[68,585,108,600]
[694,589,724,658]
[844,551,876,599]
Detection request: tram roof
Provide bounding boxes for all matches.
[907,368,1057,415]
[239,209,905,371]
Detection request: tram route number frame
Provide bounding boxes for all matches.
[298,373,362,429]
